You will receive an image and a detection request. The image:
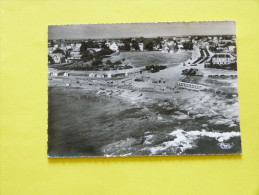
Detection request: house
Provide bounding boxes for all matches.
[112,73,125,78]
[177,82,205,91]
[64,72,69,77]
[49,71,64,76]
[161,45,175,53]
[70,43,81,52]
[68,51,82,60]
[228,46,236,53]
[53,44,59,49]
[109,43,119,52]
[48,47,54,54]
[49,53,65,64]
[211,53,236,65]
[89,73,96,78]
[52,72,59,76]
[138,43,144,51]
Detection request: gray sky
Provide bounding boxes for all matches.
[48,21,236,40]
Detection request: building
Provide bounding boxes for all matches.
[49,53,65,64]
[177,82,205,91]
[68,51,82,61]
[228,46,236,53]
[161,45,175,53]
[138,43,144,51]
[48,47,54,54]
[109,43,119,52]
[211,53,236,65]
[112,73,125,78]
[89,73,96,78]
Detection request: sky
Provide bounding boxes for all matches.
[48,21,236,40]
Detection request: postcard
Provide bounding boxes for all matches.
[48,21,241,157]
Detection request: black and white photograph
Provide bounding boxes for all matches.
[48,21,241,157]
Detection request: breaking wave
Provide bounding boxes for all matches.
[102,129,241,156]
[144,129,241,155]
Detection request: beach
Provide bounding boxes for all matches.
[48,49,241,157]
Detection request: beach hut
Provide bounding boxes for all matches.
[89,73,96,78]
[113,73,125,78]
[101,74,108,78]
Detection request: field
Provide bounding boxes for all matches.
[106,51,192,68]
[49,51,193,72]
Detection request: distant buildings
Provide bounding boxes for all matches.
[67,51,82,61]
[177,82,206,91]
[88,72,127,79]
[48,70,69,77]
[211,53,236,65]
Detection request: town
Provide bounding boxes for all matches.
[48,35,236,72]
[48,35,237,92]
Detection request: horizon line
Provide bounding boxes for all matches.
[48,34,236,41]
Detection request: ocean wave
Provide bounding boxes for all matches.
[145,129,241,155]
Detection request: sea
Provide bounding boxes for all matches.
[48,87,241,157]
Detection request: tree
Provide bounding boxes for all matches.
[52,48,65,55]
[91,59,102,67]
[154,37,163,45]
[182,41,193,50]
[144,39,154,51]
[85,40,95,48]
[101,41,109,49]
[49,40,54,47]
[124,43,131,51]
[80,42,87,53]
[106,60,112,65]
[48,55,55,64]
[114,60,122,65]
[96,48,114,58]
[81,50,93,62]
[132,40,140,51]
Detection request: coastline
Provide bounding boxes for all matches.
[48,49,241,156]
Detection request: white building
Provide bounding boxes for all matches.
[228,46,236,53]
[211,53,236,65]
[70,51,82,59]
[109,43,119,52]
[138,43,144,51]
[89,73,96,78]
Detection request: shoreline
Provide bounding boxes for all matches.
[48,47,240,133]
[48,47,241,157]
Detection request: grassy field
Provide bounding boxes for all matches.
[49,51,192,71]
[106,51,192,68]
